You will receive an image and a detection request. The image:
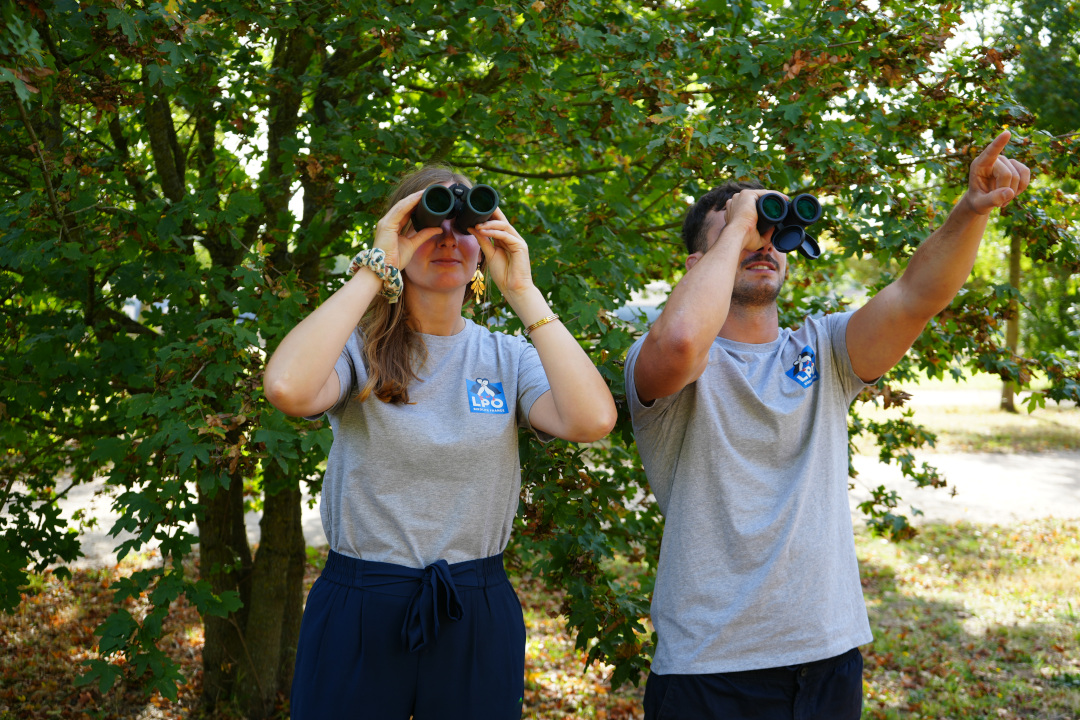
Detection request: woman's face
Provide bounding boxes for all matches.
[402,181,483,296]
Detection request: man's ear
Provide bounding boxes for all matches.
[686,252,703,272]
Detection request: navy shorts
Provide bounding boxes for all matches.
[290,550,526,720]
[644,647,864,720]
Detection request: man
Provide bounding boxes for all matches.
[624,131,1029,719]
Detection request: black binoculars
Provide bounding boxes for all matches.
[755,192,822,260]
[412,183,500,233]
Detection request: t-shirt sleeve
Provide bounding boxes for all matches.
[824,311,874,402]
[514,338,555,442]
[624,332,684,431]
[307,329,363,421]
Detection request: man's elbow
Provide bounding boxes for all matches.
[654,323,709,370]
[637,331,705,399]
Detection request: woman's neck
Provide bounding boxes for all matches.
[404,287,467,336]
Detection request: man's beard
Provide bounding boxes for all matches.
[731,253,785,307]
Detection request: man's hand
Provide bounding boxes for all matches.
[847,130,1032,383]
[721,189,782,252]
[961,131,1032,216]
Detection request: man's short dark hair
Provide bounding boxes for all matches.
[681,179,765,255]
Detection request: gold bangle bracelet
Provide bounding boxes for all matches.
[524,313,560,336]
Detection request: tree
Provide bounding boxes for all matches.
[2,0,1078,714]
[985,0,1080,411]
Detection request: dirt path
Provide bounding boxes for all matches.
[848,450,1080,525]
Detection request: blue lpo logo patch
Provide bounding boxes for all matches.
[785,345,819,388]
[467,378,508,414]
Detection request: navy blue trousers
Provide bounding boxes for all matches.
[644,647,864,720]
[290,550,526,720]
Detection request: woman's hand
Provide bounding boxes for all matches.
[372,190,443,270]
[470,208,535,301]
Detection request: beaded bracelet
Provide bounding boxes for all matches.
[524,313,560,336]
[349,248,403,304]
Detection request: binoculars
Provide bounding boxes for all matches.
[755,192,822,259]
[412,183,500,233]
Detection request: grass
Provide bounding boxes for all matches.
[859,519,1080,719]
[854,373,1080,454]
[3,519,1079,719]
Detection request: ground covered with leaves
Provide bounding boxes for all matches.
[2,519,1078,719]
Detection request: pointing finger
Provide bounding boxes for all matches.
[973,130,1012,172]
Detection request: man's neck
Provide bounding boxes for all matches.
[718,302,781,344]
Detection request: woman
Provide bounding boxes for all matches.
[263,165,617,719]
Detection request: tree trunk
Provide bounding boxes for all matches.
[198,474,253,709]
[235,462,305,719]
[1001,231,1021,413]
[279,488,307,694]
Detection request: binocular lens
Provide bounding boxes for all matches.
[792,194,822,224]
[760,195,786,221]
[423,185,454,214]
[467,186,498,214]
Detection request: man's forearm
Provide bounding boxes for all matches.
[896,193,991,320]
[650,237,741,353]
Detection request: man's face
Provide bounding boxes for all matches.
[702,208,788,307]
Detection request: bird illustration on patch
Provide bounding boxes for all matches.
[467,377,508,414]
[786,346,819,388]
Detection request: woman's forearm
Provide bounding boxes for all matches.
[507,286,617,441]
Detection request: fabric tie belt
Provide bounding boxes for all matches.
[401,560,463,652]
[321,549,507,653]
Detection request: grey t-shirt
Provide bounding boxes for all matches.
[625,311,873,675]
[317,318,551,569]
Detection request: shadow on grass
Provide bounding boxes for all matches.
[858,522,1080,720]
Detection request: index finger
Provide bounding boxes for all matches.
[973,130,1012,171]
[383,189,427,228]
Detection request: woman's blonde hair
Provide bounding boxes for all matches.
[357,164,482,404]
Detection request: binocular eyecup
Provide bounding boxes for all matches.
[755,192,822,260]
[413,183,500,233]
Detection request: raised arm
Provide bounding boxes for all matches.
[471,210,617,443]
[263,191,440,417]
[846,131,1032,382]
[632,189,771,404]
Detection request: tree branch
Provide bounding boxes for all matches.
[451,162,635,179]
[424,65,503,165]
[95,306,162,337]
[627,154,669,198]
[14,94,71,242]
[242,26,318,253]
[633,221,683,234]
[144,91,186,203]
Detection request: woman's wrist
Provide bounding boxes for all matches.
[349,247,403,303]
[348,264,384,289]
[506,285,553,328]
